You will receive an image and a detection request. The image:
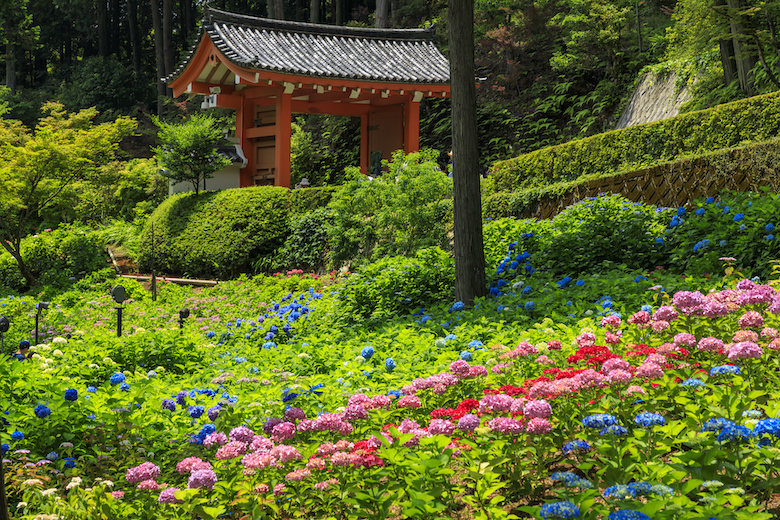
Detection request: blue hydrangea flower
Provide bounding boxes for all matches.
[46,451,58,461]
[551,472,593,489]
[742,410,762,419]
[733,213,744,222]
[701,418,736,432]
[706,197,715,204]
[719,240,727,247]
[385,358,396,373]
[710,365,741,376]
[1,444,8,455]
[655,237,664,245]
[86,386,97,393]
[63,457,76,468]
[189,405,205,419]
[677,207,687,216]
[607,511,650,520]
[119,382,130,392]
[460,351,472,361]
[524,301,536,311]
[445,334,457,341]
[754,418,780,438]
[635,412,665,427]
[206,331,215,338]
[767,223,775,232]
[34,404,52,419]
[767,234,774,241]
[361,346,374,360]
[161,399,176,412]
[601,425,629,436]
[109,372,126,386]
[562,440,590,454]
[604,484,632,499]
[522,286,533,295]
[451,301,465,312]
[147,370,158,378]
[695,208,705,216]
[208,405,221,421]
[650,485,674,497]
[576,279,585,286]
[64,388,78,401]
[539,501,580,519]
[11,431,24,440]
[717,424,755,443]
[681,378,705,388]
[723,206,731,214]
[582,414,618,429]
[262,341,276,349]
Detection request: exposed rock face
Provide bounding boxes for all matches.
[616,72,692,129]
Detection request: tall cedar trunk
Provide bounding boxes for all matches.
[275,0,285,19]
[719,38,737,87]
[310,0,320,22]
[727,0,756,94]
[376,0,388,27]
[5,20,15,94]
[111,0,120,55]
[128,0,141,73]
[183,0,193,43]
[449,0,486,306]
[295,0,304,21]
[163,0,174,76]
[0,240,36,288]
[267,0,275,18]
[335,0,343,25]
[98,0,109,57]
[150,0,167,114]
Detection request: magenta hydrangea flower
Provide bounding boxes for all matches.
[628,311,651,327]
[230,426,255,443]
[176,457,211,475]
[673,291,705,312]
[576,332,596,347]
[636,363,664,379]
[698,337,724,352]
[651,320,670,333]
[653,306,679,322]
[344,405,369,422]
[479,394,514,413]
[369,394,392,409]
[449,360,471,378]
[458,414,480,433]
[602,358,630,374]
[271,422,297,441]
[607,369,633,384]
[397,396,421,409]
[283,407,306,422]
[126,462,160,484]
[158,487,183,504]
[188,468,218,490]
[136,479,159,491]
[673,333,697,347]
[488,417,524,435]
[428,419,456,436]
[601,314,622,329]
[215,441,247,460]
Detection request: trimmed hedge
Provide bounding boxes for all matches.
[489,91,780,193]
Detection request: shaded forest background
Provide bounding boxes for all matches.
[3,0,780,171]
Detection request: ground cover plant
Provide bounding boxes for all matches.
[1,192,780,520]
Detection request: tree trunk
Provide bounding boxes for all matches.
[163,0,174,76]
[728,0,757,94]
[335,0,343,25]
[310,0,319,22]
[0,239,36,288]
[295,0,304,21]
[5,21,15,94]
[275,0,285,20]
[719,38,737,87]
[128,0,142,74]
[182,0,193,44]
[753,34,780,88]
[390,0,399,26]
[111,0,121,55]
[267,0,275,18]
[449,0,486,306]
[376,0,388,27]
[98,0,109,57]
[150,0,167,114]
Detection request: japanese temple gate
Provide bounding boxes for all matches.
[165,9,451,188]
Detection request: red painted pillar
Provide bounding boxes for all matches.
[275,92,292,188]
[404,97,420,153]
[239,96,256,187]
[360,114,369,175]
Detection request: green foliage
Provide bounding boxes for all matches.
[0,224,107,291]
[335,247,455,323]
[137,187,292,279]
[152,113,232,195]
[288,185,338,215]
[289,115,361,186]
[106,329,207,375]
[535,194,671,276]
[57,56,155,120]
[326,149,453,267]
[490,91,780,194]
[272,208,333,273]
[663,190,780,278]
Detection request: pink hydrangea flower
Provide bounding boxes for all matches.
[653,306,679,322]
[314,478,338,491]
[428,419,456,436]
[733,329,759,343]
[271,422,297,442]
[176,457,211,475]
[273,483,286,496]
[673,333,697,347]
[488,417,524,435]
[458,414,480,432]
[651,320,670,333]
[526,417,553,434]
[229,426,256,443]
[605,331,623,345]
[449,360,471,378]
[625,385,645,395]
[215,441,247,460]
[673,291,705,312]
[576,332,596,347]
[347,393,370,406]
[110,491,125,499]
[467,365,488,378]
[126,462,161,483]
[479,394,514,413]
[768,338,780,351]
[283,407,306,422]
[602,358,630,374]
[203,432,228,448]
[137,479,159,491]
[254,483,269,494]
[398,396,421,409]
[285,468,312,481]
[330,452,352,467]
[369,394,392,409]
[188,469,218,490]
[548,340,562,350]
[536,354,554,365]
[739,310,764,329]
[698,336,724,352]
[307,457,327,471]
[728,341,762,361]
[270,445,302,463]
[523,400,553,418]
[607,369,633,384]
[628,311,651,327]
[636,363,664,379]
[761,327,779,339]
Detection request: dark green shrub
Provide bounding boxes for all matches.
[272,208,333,272]
[663,190,780,278]
[138,187,292,279]
[490,91,780,194]
[335,247,455,323]
[106,329,207,375]
[289,186,338,214]
[0,253,26,292]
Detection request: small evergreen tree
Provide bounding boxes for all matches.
[152,113,231,195]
